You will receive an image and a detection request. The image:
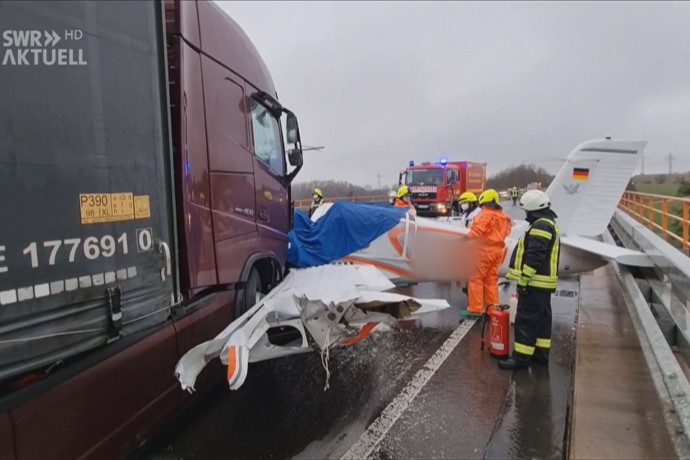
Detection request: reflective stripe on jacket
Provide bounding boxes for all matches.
[506,217,560,291]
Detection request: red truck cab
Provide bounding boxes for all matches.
[0,1,302,458]
[401,160,486,216]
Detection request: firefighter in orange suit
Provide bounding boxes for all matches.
[462,189,512,316]
[394,185,416,215]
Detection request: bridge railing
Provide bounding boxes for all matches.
[293,195,390,209]
[619,191,690,249]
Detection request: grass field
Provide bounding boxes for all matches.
[627,177,689,249]
[635,183,681,196]
[625,187,687,248]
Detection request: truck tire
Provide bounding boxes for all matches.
[236,267,265,317]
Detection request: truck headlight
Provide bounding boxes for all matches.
[437,203,447,212]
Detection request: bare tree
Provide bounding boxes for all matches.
[293,164,556,201]
[487,164,555,191]
[292,180,393,200]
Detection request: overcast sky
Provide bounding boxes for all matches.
[217,1,690,187]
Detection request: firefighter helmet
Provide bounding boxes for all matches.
[478,189,499,205]
[519,189,550,211]
[459,192,478,203]
[397,185,410,198]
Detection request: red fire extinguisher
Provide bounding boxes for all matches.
[481,304,510,358]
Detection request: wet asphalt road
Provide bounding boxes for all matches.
[136,203,580,459]
[136,279,579,460]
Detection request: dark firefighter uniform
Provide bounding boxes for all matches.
[503,210,560,366]
[308,188,325,218]
[511,187,519,204]
[308,198,324,218]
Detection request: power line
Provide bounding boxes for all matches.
[376,173,382,188]
[668,152,674,174]
[302,145,325,152]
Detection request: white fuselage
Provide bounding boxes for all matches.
[315,137,650,285]
[336,213,607,284]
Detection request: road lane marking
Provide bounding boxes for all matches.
[342,318,478,459]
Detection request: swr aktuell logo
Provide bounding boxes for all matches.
[2,29,87,66]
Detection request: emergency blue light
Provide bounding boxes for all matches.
[409,160,414,166]
[185,162,190,169]
[440,158,447,165]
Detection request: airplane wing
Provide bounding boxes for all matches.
[561,235,653,267]
[174,264,450,392]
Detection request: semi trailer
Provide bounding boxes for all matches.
[0,1,302,458]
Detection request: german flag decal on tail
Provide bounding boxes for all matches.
[572,168,590,180]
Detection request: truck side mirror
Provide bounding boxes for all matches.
[286,112,300,144]
[288,148,303,167]
[282,109,303,185]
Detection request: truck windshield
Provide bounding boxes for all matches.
[406,168,444,186]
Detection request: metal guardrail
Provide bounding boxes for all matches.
[607,210,690,457]
[611,209,690,328]
[604,234,690,457]
[619,191,690,249]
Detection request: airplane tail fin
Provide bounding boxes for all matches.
[546,138,646,237]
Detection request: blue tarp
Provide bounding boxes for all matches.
[286,201,407,268]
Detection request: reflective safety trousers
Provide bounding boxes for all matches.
[513,288,552,362]
[506,218,560,291]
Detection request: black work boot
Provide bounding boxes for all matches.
[498,356,530,370]
[532,349,549,365]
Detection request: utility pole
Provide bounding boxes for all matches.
[376,173,382,188]
[668,152,674,175]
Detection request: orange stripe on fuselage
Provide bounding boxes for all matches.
[420,227,466,237]
[343,322,378,346]
[388,227,405,255]
[226,345,237,382]
[387,226,465,256]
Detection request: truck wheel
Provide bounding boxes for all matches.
[236,267,265,317]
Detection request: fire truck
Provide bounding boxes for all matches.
[400,159,487,217]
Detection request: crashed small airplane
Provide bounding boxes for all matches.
[175,264,449,392]
[315,137,653,282]
[175,138,651,392]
